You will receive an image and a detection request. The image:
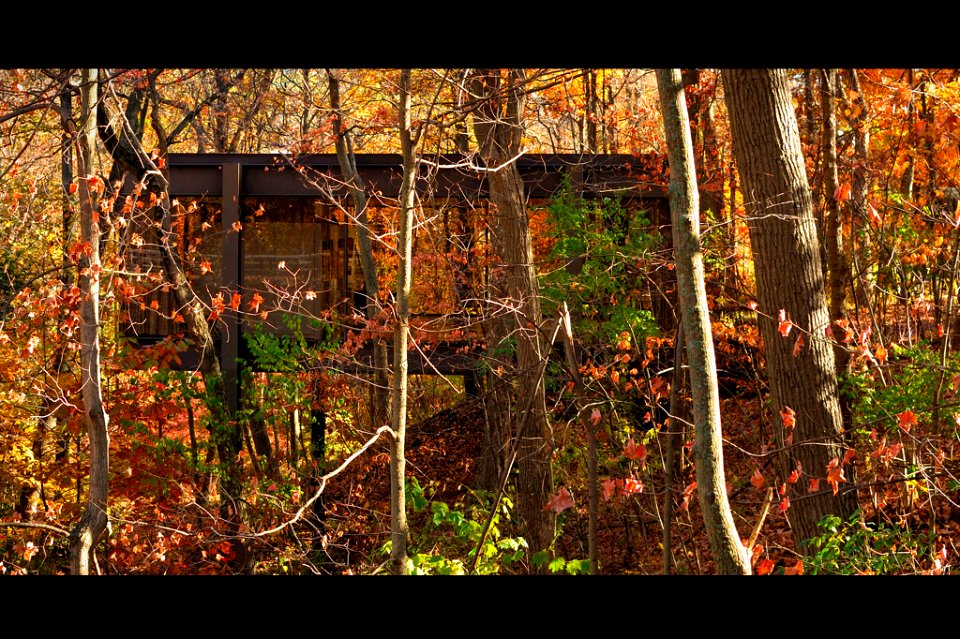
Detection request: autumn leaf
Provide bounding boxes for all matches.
[808,478,821,493]
[779,496,790,513]
[545,487,575,514]
[783,560,804,575]
[199,261,212,275]
[750,468,765,490]
[756,558,776,576]
[229,292,242,311]
[781,406,796,429]
[602,478,618,502]
[792,334,805,357]
[590,408,601,427]
[787,468,800,484]
[623,438,647,464]
[875,343,887,365]
[835,183,851,202]
[248,292,265,313]
[777,309,793,337]
[841,448,856,466]
[826,458,846,495]
[868,202,882,225]
[622,477,644,495]
[896,410,917,433]
[69,182,78,195]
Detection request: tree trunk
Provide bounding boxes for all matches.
[820,69,851,375]
[70,68,111,575]
[389,69,415,574]
[327,69,391,433]
[724,69,859,549]
[470,68,555,559]
[657,68,751,574]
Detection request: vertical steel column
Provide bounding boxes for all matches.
[222,163,241,419]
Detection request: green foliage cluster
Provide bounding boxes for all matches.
[806,511,939,575]
[540,181,660,345]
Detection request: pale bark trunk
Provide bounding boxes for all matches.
[724,69,859,548]
[470,68,555,559]
[70,68,111,575]
[389,69,414,574]
[657,68,750,574]
[327,70,391,432]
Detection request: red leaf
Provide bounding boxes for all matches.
[808,477,821,493]
[602,478,618,502]
[779,496,790,513]
[229,293,241,311]
[69,182,78,195]
[777,309,793,337]
[545,487,575,514]
[590,408,601,427]
[623,438,647,463]
[783,560,804,575]
[622,477,644,495]
[792,334,805,357]
[787,469,800,484]
[841,448,856,467]
[248,292,265,313]
[750,468,765,490]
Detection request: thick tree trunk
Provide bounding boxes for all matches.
[470,69,555,559]
[724,69,859,549]
[70,69,111,575]
[657,68,751,574]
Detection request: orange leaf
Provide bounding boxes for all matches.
[868,203,882,225]
[783,560,804,576]
[750,468,765,490]
[787,469,800,484]
[896,410,917,433]
[826,458,846,495]
[835,183,851,202]
[875,343,887,365]
[248,292,265,313]
[69,182,78,195]
[590,408,601,427]
[756,558,775,576]
[199,261,212,275]
[779,496,790,513]
[229,293,241,311]
[808,477,821,493]
[780,406,796,429]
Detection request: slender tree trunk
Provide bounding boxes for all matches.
[470,68,555,559]
[327,69,391,432]
[821,69,851,375]
[724,69,859,549]
[844,69,872,311]
[389,69,415,574]
[657,68,750,574]
[70,68,111,575]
